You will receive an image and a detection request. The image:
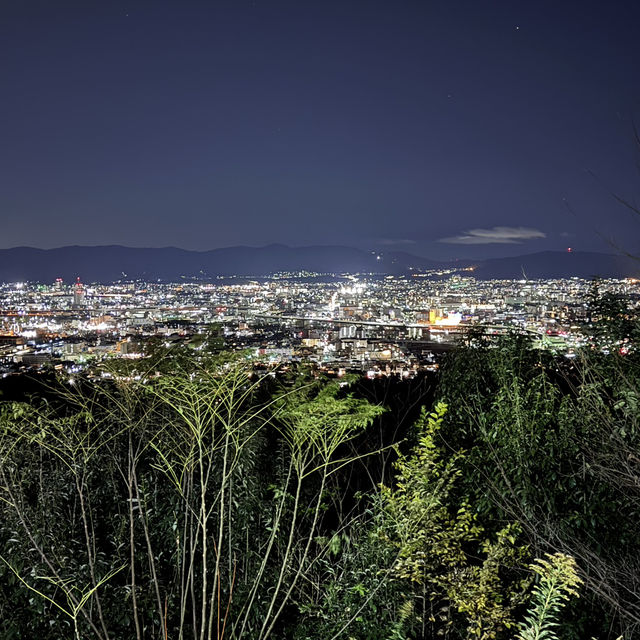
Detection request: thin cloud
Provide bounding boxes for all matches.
[438,226,546,245]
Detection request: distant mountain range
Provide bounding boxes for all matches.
[470,250,639,280]
[0,245,638,283]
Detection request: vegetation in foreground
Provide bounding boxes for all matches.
[0,292,638,639]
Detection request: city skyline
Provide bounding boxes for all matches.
[2,0,640,259]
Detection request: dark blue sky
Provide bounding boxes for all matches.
[2,0,639,259]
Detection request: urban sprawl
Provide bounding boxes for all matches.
[1,271,638,378]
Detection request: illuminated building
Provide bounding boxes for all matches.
[72,277,85,308]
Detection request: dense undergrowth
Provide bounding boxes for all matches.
[0,292,638,639]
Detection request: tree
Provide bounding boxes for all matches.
[379,403,530,639]
[0,355,385,639]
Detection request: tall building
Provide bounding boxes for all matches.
[72,277,85,308]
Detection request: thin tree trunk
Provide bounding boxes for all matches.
[133,467,165,634]
[128,435,142,640]
[261,467,328,640]
[76,473,110,639]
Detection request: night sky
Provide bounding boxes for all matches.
[2,0,640,260]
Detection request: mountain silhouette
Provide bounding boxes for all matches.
[0,245,637,282]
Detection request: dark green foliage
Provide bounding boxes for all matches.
[290,505,410,640]
[378,403,530,640]
[288,403,533,640]
[437,294,640,638]
[0,354,385,639]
